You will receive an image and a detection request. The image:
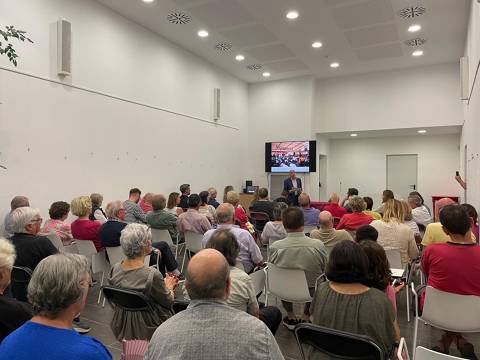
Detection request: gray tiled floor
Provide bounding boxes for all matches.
[83,251,480,360]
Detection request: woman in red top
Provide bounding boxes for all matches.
[336,196,373,231]
[225,190,249,230]
[70,196,103,252]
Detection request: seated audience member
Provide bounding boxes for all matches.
[261,202,288,246]
[207,187,220,209]
[363,196,382,220]
[0,238,32,342]
[310,241,399,357]
[42,201,73,245]
[422,198,457,247]
[225,191,249,231]
[71,196,103,252]
[341,187,358,213]
[177,194,212,235]
[274,190,290,205]
[250,188,275,231]
[166,192,183,216]
[336,196,373,232]
[298,193,320,226]
[2,196,29,238]
[410,191,431,214]
[108,224,177,340]
[89,193,107,223]
[310,211,353,250]
[205,229,281,335]
[355,225,379,243]
[0,253,111,359]
[401,200,421,243]
[322,193,347,219]
[139,193,154,214]
[202,204,263,273]
[99,201,127,248]
[375,190,394,214]
[371,199,418,267]
[461,203,479,242]
[123,188,146,224]
[145,249,284,360]
[269,207,327,329]
[8,207,57,270]
[178,184,191,209]
[223,185,234,203]
[198,191,216,224]
[422,204,480,357]
[408,194,432,226]
[146,194,178,241]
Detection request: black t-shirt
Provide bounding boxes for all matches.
[98,220,128,247]
[178,195,189,209]
[251,200,275,231]
[0,295,32,342]
[9,233,58,271]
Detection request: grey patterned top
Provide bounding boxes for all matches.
[123,200,146,224]
[145,299,285,360]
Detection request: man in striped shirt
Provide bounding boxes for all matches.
[123,188,146,224]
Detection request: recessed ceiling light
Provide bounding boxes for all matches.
[262,72,271,77]
[312,42,323,48]
[330,62,340,68]
[235,54,245,61]
[350,133,358,137]
[408,24,421,33]
[286,11,299,19]
[142,0,155,2]
[417,129,427,134]
[412,50,423,57]
[197,30,209,38]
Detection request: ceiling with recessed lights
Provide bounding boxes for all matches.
[95,0,470,83]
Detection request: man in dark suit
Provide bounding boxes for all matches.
[283,170,302,206]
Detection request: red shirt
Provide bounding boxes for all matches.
[71,219,103,251]
[322,203,347,219]
[235,206,248,230]
[336,212,372,231]
[139,200,153,214]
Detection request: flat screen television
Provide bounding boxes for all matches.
[265,141,316,173]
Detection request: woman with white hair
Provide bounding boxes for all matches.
[261,202,288,246]
[0,238,32,342]
[0,253,111,359]
[108,223,178,340]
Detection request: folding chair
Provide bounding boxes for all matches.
[11,266,32,302]
[249,211,270,242]
[150,228,185,260]
[411,284,480,358]
[385,249,412,322]
[414,346,463,360]
[46,232,64,251]
[106,246,125,266]
[180,231,204,273]
[265,263,312,307]
[294,323,384,360]
[250,268,266,297]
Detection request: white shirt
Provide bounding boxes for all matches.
[412,205,432,226]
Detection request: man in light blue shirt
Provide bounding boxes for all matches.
[299,193,320,226]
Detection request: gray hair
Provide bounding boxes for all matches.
[10,196,29,211]
[0,238,16,269]
[90,193,103,207]
[408,195,422,207]
[272,202,288,221]
[216,203,235,224]
[120,223,151,259]
[105,200,123,219]
[28,253,89,318]
[349,196,366,212]
[9,207,41,233]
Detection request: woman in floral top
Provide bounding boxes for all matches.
[42,201,73,245]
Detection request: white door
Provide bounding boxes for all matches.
[386,155,418,200]
[319,155,327,201]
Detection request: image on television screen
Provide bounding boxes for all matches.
[271,141,310,173]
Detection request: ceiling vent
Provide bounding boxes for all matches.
[247,64,263,70]
[405,38,427,47]
[398,6,426,19]
[167,12,191,25]
[215,42,232,51]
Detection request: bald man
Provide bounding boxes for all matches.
[322,193,347,219]
[310,211,353,250]
[146,249,285,360]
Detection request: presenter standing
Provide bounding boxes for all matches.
[283,170,302,206]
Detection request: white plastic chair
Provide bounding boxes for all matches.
[414,347,463,360]
[386,249,412,322]
[250,269,266,297]
[106,246,125,266]
[397,337,410,360]
[150,228,185,259]
[412,284,480,357]
[46,232,64,251]
[265,263,312,306]
[385,249,402,269]
[181,231,204,272]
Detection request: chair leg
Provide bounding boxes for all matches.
[181,250,186,273]
[413,317,419,359]
[406,283,410,322]
[97,272,105,304]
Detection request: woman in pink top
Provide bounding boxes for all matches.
[70,196,103,251]
[42,201,73,245]
[140,193,153,214]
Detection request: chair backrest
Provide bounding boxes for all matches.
[294,323,384,360]
[11,266,32,302]
[92,251,111,275]
[422,286,480,332]
[397,338,410,360]
[185,231,203,253]
[103,286,154,311]
[106,246,126,266]
[385,249,402,269]
[74,240,98,258]
[414,347,463,360]
[150,228,174,247]
[266,263,312,303]
[250,269,266,297]
[46,232,64,251]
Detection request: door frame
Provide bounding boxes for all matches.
[386,154,418,193]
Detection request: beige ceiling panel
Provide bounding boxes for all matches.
[172,0,213,7]
[331,0,395,30]
[246,44,295,62]
[267,59,309,73]
[324,0,366,7]
[219,24,277,47]
[345,23,399,48]
[188,0,255,29]
[355,43,403,61]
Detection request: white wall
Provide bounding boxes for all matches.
[314,63,463,133]
[327,134,461,210]
[0,0,249,221]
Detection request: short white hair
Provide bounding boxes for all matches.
[105,200,123,219]
[0,238,16,269]
[120,223,151,259]
[9,207,41,233]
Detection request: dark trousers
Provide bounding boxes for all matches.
[259,305,282,335]
[151,241,178,276]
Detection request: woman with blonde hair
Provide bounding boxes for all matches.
[71,196,103,252]
[223,185,234,203]
[371,199,418,266]
[400,200,421,243]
